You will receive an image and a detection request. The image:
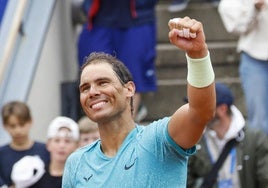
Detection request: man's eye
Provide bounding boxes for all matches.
[81,86,90,93]
[99,81,108,86]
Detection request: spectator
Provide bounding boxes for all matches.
[76,0,159,122]
[62,16,216,187]
[187,82,268,188]
[77,116,99,147]
[218,0,268,135]
[26,116,79,188]
[0,101,49,187]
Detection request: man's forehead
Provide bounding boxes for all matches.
[80,63,118,83]
[83,62,113,73]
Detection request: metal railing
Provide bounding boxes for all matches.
[0,0,28,86]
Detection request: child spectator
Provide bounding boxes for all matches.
[78,116,99,147]
[0,101,50,187]
[11,116,80,188]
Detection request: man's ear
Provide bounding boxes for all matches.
[125,81,136,97]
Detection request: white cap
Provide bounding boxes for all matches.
[47,116,79,141]
[11,155,45,188]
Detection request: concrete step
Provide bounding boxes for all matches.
[156,60,239,80]
[142,71,246,121]
[142,77,245,121]
[156,41,239,66]
[156,3,238,43]
[140,2,245,122]
[155,1,239,66]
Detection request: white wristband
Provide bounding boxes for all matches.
[186,52,215,88]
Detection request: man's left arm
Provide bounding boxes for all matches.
[167,17,216,149]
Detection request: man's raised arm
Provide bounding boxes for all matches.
[167,16,216,149]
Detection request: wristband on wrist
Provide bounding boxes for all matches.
[186,52,215,88]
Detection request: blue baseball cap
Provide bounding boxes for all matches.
[215,82,234,106]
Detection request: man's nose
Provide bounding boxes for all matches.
[89,85,100,95]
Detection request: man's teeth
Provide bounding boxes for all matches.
[92,101,106,109]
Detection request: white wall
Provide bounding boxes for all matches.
[28,0,79,142]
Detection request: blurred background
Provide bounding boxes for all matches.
[0,0,244,145]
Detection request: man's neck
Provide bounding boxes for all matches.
[98,119,136,157]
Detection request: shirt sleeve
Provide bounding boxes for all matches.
[138,117,196,162]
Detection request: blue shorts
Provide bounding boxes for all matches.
[78,24,157,92]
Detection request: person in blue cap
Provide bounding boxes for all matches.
[187,82,268,188]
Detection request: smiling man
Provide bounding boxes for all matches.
[62,16,216,187]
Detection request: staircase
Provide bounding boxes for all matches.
[142,1,246,121]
